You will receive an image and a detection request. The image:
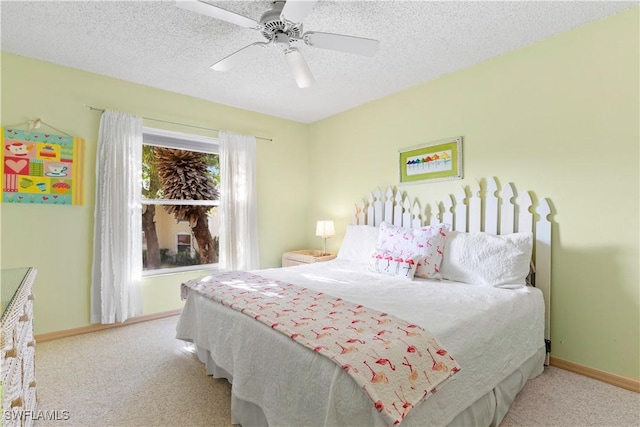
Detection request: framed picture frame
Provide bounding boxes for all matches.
[399,136,463,184]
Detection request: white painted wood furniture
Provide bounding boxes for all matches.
[352,177,552,362]
[282,250,337,267]
[1,267,37,427]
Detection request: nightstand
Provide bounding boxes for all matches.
[282,250,337,267]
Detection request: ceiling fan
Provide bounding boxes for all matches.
[176,0,380,88]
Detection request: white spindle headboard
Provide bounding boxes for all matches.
[352,177,552,359]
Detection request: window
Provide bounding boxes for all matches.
[176,233,193,254]
[141,127,219,275]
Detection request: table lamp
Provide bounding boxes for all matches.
[315,220,335,256]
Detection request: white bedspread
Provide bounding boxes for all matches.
[177,259,545,426]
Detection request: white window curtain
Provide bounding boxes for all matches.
[91,110,143,324]
[219,131,259,271]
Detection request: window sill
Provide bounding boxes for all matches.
[143,264,218,278]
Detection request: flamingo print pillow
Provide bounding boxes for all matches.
[377,222,450,279]
[368,250,421,279]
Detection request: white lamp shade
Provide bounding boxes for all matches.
[315,220,335,238]
[284,48,315,88]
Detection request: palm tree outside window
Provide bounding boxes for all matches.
[141,127,220,275]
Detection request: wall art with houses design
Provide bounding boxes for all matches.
[1,127,84,205]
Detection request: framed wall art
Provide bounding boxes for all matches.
[1,127,84,205]
[399,136,463,184]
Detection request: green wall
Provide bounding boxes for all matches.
[308,8,639,379]
[0,52,311,333]
[1,7,638,381]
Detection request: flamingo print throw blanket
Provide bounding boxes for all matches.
[181,271,460,425]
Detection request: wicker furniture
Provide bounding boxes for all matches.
[281,250,337,267]
[1,268,37,426]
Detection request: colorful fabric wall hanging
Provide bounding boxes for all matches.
[1,127,84,205]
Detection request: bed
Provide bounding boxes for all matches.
[176,177,552,427]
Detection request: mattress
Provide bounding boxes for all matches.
[176,259,545,426]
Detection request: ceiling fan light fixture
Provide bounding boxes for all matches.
[284,48,315,88]
[274,32,291,49]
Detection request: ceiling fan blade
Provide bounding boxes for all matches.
[176,0,259,29]
[211,43,268,72]
[303,32,380,57]
[284,48,315,88]
[280,0,318,24]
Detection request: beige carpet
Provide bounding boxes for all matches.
[33,315,639,427]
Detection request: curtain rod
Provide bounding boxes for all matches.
[85,105,273,142]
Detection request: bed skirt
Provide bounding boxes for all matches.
[193,343,545,427]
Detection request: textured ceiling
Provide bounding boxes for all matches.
[1,1,636,123]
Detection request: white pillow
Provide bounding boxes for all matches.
[440,231,533,288]
[377,222,449,279]
[336,225,380,264]
[368,249,421,280]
